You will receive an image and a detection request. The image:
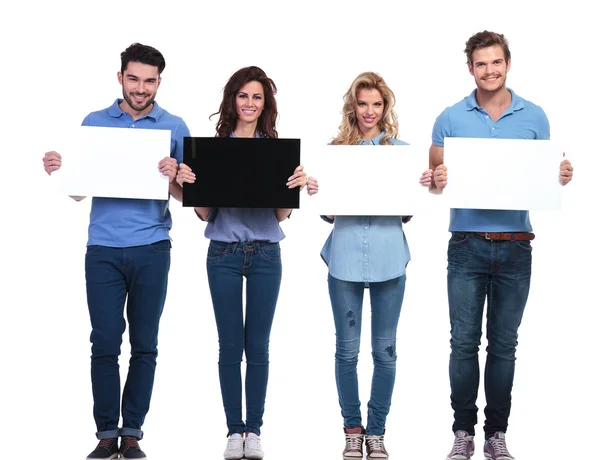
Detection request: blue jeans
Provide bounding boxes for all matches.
[206,240,282,436]
[328,274,406,436]
[447,232,532,438]
[85,240,171,440]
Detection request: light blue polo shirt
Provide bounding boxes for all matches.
[320,131,411,283]
[432,88,550,232]
[83,99,190,247]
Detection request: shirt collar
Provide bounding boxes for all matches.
[465,88,524,114]
[107,98,163,121]
[359,130,386,145]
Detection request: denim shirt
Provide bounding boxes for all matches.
[204,131,285,243]
[320,131,411,283]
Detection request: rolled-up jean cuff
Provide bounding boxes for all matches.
[96,429,120,440]
[120,427,144,439]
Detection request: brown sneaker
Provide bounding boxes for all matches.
[365,435,388,459]
[343,426,365,459]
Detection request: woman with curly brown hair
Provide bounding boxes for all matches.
[177,66,318,460]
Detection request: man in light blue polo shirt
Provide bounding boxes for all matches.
[426,31,573,460]
[43,43,190,460]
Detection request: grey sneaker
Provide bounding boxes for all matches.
[484,432,514,460]
[365,435,388,459]
[343,427,365,459]
[447,430,475,460]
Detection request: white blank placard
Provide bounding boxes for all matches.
[443,137,563,210]
[310,144,429,215]
[55,126,171,200]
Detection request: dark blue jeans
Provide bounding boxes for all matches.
[447,232,532,438]
[328,274,406,436]
[85,240,171,440]
[206,240,282,436]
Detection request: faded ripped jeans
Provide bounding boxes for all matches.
[328,274,406,435]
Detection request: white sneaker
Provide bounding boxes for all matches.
[244,433,264,460]
[224,433,244,460]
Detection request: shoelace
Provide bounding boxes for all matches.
[366,436,385,452]
[121,436,140,450]
[227,437,243,450]
[98,439,115,448]
[345,434,364,451]
[489,437,509,456]
[245,436,262,451]
[451,436,470,455]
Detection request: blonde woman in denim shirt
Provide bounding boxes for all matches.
[177,66,318,460]
[322,72,430,460]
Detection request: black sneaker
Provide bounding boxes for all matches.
[86,438,119,460]
[120,435,147,460]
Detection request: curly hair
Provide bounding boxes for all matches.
[331,72,399,145]
[210,66,278,138]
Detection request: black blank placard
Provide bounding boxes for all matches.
[182,137,301,208]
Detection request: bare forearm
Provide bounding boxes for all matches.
[169,182,183,202]
[275,208,291,222]
[194,207,211,221]
[429,144,444,194]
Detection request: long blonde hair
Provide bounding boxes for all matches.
[331,72,399,145]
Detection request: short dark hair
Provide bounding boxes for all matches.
[120,43,166,75]
[464,31,511,66]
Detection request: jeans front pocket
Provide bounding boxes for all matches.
[207,241,229,263]
[258,243,281,263]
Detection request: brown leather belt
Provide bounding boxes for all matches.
[474,232,535,241]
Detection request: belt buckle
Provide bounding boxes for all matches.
[485,232,491,240]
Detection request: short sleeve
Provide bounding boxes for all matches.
[172,119,191,164]
[535,107,551,140]
[432,108,451,147]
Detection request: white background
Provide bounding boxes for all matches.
[1,1,597,458]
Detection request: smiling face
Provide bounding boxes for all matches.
[118,61,161,116]
[469,45,511,94]
[355,88,384,138]
[235,81,265,125]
